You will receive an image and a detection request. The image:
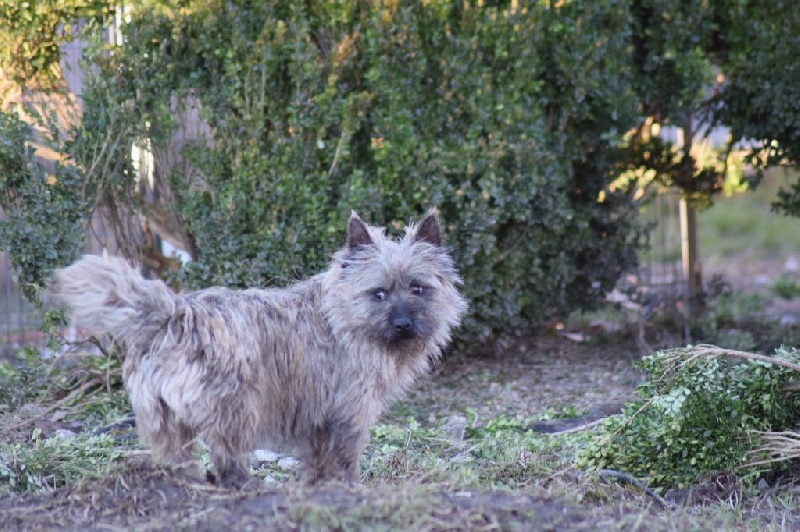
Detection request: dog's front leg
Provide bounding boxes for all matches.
[306,421,368,485]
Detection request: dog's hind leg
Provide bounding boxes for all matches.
[141,398,201,478]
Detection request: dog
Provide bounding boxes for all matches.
[50,208,467,486]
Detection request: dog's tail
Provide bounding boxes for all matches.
[50,254,177,345]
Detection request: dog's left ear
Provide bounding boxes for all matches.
[413,208,442,247]
[348,211,374,249]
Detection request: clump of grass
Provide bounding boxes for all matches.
[770,276,800,300]
[0,347,49,411]
[362,412,581,489]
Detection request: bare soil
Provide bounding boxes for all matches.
[0,334,793,530]
[0,461,661,531]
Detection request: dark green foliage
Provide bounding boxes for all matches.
[578,346,800,490]
[0,111,88,302]
[71,0,645,343]
[715,1,800,169]
[5,0,800,348]
[0,0,114,91]
[704,1,800,216]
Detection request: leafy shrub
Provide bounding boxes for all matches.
[7,0,800,348]
[70,0,646,344]
[578,346,800,490]
[0,111,88,302]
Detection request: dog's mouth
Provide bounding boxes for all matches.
[383,323,431,352]
[390,328,418,343]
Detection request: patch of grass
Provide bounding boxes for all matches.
[699,168,800,260]
[535,405,586,420]
[770,276,800,300]
[1,341,799,530]
[361,413,583,491]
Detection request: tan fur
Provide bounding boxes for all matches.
[50,209,466,487]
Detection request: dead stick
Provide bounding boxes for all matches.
[596,469,678,510]
[692,345,800,373]
[2,378,102,433]
[545,418,606,436]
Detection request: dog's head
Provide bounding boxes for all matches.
[322,209,467,361]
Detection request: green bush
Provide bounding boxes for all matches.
[0,111,87,302]
[6,1,800,347]
[65,0,644,343]
[771,276,800,301]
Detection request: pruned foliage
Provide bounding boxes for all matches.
[579,345,800,490]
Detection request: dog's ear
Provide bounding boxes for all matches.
[413,208,442,247]
[348,211,374,249]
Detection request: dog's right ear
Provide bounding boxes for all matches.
[348,211,374,250]
[412,208,442,247]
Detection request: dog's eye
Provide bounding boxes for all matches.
[410,284,425,296]
[373,289,387,301]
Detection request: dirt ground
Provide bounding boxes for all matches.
[0,335,794,530]
[0,465,704,531]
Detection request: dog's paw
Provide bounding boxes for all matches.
[212,469,252,490]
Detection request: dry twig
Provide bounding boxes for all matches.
[1,378,102,434]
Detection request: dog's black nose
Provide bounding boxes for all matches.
[393,317,412,332]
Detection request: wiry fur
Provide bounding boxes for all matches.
[50,209,466,487]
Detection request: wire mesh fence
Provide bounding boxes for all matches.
[637,189,686,297]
